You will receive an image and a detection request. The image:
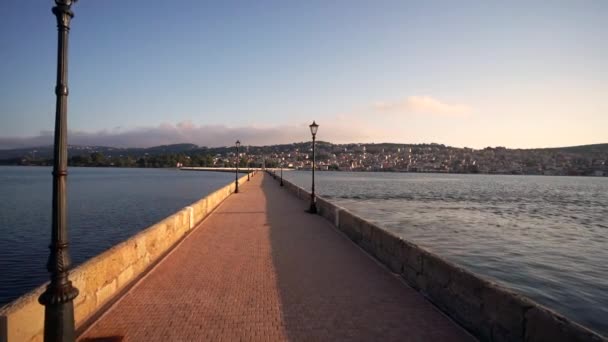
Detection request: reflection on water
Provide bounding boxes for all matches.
[285,171,608,335]
[0,166,233,306]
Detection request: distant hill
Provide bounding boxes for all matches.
[2,142,607,162]
[1,142,606,176]
[0,143,201,161]
[535,143,608,155]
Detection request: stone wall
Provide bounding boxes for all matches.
[180,167,263,173]
[0,172,253,342]
[269,171,606,342]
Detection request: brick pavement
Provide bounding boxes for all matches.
[80,173,475,341]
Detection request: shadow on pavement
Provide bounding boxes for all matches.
[261,175,474,341]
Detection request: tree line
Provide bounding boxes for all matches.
[5,152,260,168]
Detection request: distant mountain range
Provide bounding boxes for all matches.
[1,142,607,161]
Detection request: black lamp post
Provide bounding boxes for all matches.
[308,121,319,213]
[280,159,284,187]
[247,158,250,181]
[39,1,79,341]
[235,140,240,193]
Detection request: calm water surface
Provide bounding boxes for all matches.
[285,171,608,335]
[0,166,233,306]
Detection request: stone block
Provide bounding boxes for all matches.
[334,207,340,227]
[415,270,429,295]
[195,198,208,222]
[421,251,452,289]
[386,254,403,274]
[117,265,134,288]
[373,246,391,268]
[372,225,384,245]
[371,225,383,252]
[0,288,45,342]
[387,239,406,272]
[359,239,375,256]
[95,279,117,306]
[359,220,372,241]
[299,188,310,201]
[351,216,364,237]
[145,224,165,258]
[135,235,147,259]
[132,253,151,274]
[368,228,399,271]
[70,268,92,301]
[74,293,96,324]
[449,290,490,341]
[447,267,485,308]
[403,244,424,274]
[378,229,400,258]
[401,265,420,290]
[481,285,532,342]
[339,211,362,242]
[398,240,413,268]
[115,241,137,271]
[419,251,457,313]
[72,257,114,296]
[525,307,606,342]
[443,268,489,339]
[316,198,336,224]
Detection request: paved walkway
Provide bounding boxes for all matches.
[80,173,474,341]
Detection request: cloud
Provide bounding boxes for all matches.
[0,120,377,149]
[0,132,56,150]
[0,95,469,149]
[373,95,472,117]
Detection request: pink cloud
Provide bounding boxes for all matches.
[0,120,376,149]
[373,95,472,117]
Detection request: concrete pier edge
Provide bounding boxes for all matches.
[267,170,606,342]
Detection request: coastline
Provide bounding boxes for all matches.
[1,165,606,177]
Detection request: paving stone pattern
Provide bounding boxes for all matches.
[80,173,474,342]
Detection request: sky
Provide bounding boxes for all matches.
[0,1,606,149]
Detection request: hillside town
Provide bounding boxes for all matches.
[243,142,608,176]
[3,142,607,176]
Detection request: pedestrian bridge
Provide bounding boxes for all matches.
[79,172,472,341]
[1,172,603,342]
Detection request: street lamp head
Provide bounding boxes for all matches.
[236,140,241,148]
[309,121,319,137]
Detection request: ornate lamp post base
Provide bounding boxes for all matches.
[308,200,317,214]
[39,283,79,341]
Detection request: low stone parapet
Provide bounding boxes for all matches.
[180,167,263,173]
[271,173,606,342]
[0,173,253,342]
